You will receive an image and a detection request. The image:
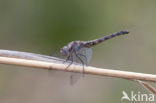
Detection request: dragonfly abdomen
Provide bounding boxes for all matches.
[83,30,129,47]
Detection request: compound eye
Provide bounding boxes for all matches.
[60,46,69,57]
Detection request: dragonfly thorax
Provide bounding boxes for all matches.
[60,41,84,57]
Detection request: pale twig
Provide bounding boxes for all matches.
[135,80,156,95]
[0,50,156,82]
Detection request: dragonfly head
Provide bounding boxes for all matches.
[60,46,69,57]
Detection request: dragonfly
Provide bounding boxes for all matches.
[60,30,129,84]
[60,30,129,70]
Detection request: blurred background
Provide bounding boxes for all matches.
[0,0,156,103]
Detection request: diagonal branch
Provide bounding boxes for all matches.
[0,52,156,82]
[0,49,156,82]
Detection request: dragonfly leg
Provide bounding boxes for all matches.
[63,54,71,64]
[65,55,70,62]
[65,55,73,70]
[74,52,85,74]
[77,53,88,65]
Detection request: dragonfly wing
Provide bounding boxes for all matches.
[51,48,93,85]
[70,47,92,85]
[82,47,92,65]
[72,47,92,65]
[70,72,82,85]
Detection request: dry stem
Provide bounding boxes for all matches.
[0,56,156,82]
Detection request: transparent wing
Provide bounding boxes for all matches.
[48,48,93,85]
[0,49,65,63]
[70,47,92,85]
[72,47,92,65]
[52,50,65,59]
[0,49,92,85]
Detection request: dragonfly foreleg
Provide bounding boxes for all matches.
[65,54,73,70]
